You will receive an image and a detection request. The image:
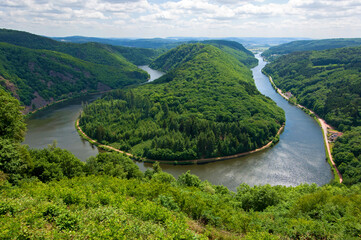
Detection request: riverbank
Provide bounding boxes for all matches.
[24,91,106,118]
[76,118,285,165]
[265,74,343,183]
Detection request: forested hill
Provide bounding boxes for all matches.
[154,40,258,69]
[0,29,161,65]
[0,42,148,112]
[262,38,361,61]
[150,42,256,72]
[263,46,361,185]
[79,43,285,161]
[0,29,162,112]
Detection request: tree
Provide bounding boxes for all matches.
[0,89,26,142]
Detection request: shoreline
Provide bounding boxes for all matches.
[24,91,107,118]
[265,74,343,183]
[76,118,285,165]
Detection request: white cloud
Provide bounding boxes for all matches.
[0,0,361,38]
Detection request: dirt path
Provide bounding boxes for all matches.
[268,76,343,183]
[76,119,133,157]
[319,119,343,183]
[76,119,284,165]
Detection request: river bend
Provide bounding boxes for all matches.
[24,55,332,191]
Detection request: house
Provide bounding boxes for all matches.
[284,92,293,99]
[328,132,343,142]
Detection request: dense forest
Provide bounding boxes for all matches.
[79,43,285,161]
[0,29,161,111]
[1,89,361,239]
[196,40,258,68]
[263,46,361,185]
[262,38,361,61]
[0,42,148,108]
[0,29,161,66]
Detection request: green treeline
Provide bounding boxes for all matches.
[79,44,285,161]
[263,46,361,185]
[2,80,361,239]
[0,29,160,108]
[262,38,361,61]
[333,127,361,185]
[200,40,258,68]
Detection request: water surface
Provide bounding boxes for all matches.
[138,65,164,82]
[24,95,100,160]
[24,60,332,191]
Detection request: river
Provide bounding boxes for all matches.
[23,55,332,191]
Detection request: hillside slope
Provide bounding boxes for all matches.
[0,29,162,111]
[0,29,160,66]
[0,42,148,112]
[200,40,257,68]
[79,43,285,161]
[262,38,361,61]
[263,46,361,185]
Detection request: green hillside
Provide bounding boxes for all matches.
[263,46,361,185]
[2,81,361,239]
[200,40,258,68]
[0,29,163,111]
[79,43,285,161]
[262,38,361,61]
[0,29,160,66]
[0,42,148,111]
[150,40,257,70]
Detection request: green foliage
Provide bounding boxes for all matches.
[0,42,148,107]
[262,38,361,61]
[0,28,161,67]
[264,46,361,131]
[80,44,285,161]
[1,172,361,239]
[84,152,143,179]
[111,45,163,65]
[264,46,361,185]
[0,89,31,183]
[0,29,156,108]
[236,184,280,211]
[178,170,201,187]
[0,90,360,238]
[28,142,85,182]
[201,40,258,68]
[333,127,361,185]
[0,89,26,141]
[0,139,32,183]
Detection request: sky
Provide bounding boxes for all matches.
[1,0,361,39]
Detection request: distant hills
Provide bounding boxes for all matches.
[52,35,310,49]
[262,38,361,61]
[0,29,161,112]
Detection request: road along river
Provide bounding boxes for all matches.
[24,55,332,191]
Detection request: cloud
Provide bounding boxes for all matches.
[0,0,360,38]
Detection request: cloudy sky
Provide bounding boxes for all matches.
[1,0,361,38]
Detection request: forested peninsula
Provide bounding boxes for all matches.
[0,29,161,112]
[79,43,285,161]
[263,46,361,185]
